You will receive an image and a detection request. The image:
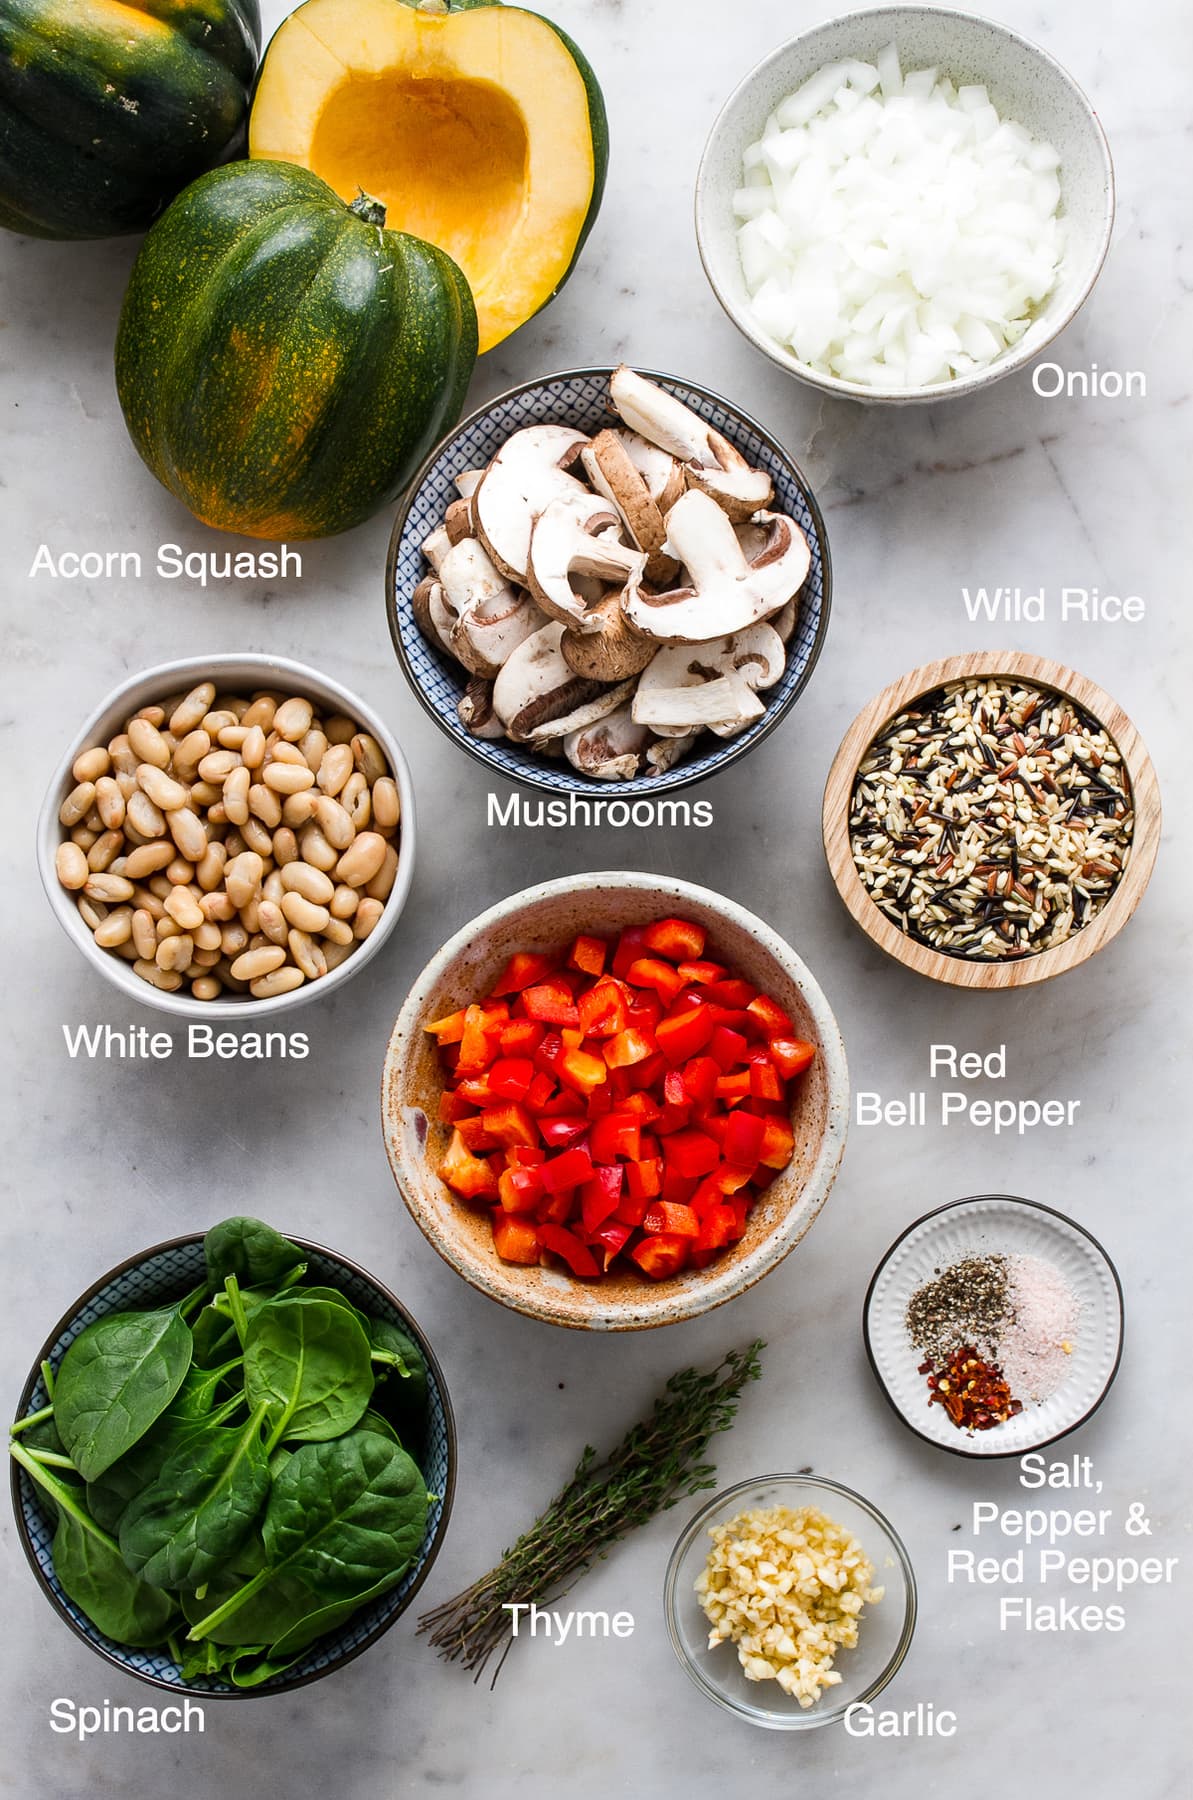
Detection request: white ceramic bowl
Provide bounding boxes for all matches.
[696,6,1115,404]
[381,872,849,1331]
[38,654,416,1021]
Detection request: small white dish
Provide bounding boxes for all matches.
[695,6,1115,405]
[38,654,416,1021]
[864,1195,1123,1457]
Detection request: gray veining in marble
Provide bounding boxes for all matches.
[1,0,1190,1795]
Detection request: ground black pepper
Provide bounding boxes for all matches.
[905,1254,1013,1364]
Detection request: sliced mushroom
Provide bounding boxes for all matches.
[632,625,784,736]
[492,623,603,741]
[454,468,486,499]
[458,678,506,739]
[560,594,657,683]
[527,678,638,742]
[580,431,678,585]
[525,498,645,630]
[617,430,686,512]
[421,524,454,575]
[609,366,773,522]
[472,424,593,583]
[412,575,457,655]
[622,491,810,643]
[437,538,546,678]
[444,497,473,544]
[646,733,700,773]
[771,598,799,643]
[564,703,652,781]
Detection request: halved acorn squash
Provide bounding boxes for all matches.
[249,0,607,353]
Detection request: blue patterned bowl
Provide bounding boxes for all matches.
[10,1233,455,1698]
[386,367,831,794]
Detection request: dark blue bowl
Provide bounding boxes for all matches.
[11,1232,455,1698]
[386,366,831,796]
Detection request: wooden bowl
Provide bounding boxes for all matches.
[380,873,849,1330]
[822,652,1160,989]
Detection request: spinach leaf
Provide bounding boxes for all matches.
[204,1218,306,1291]
[177,1639,269,1682]
[358,1410,402,1446]
[85,1414,206,1534]
[53,1306,193,1482]
[191,1304,239,1369]
[169,1356,244,1419]
[244,1297,373,1448]
[119,1406,270,1591]
[267,1565,408,1659]
[54,1510,179,1646]
[187,1431,427,1641]
[367,1319,428,1450]
[15,1417,80,1522]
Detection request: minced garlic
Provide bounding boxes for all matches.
[695,1504,883,1707]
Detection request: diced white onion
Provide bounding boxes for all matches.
[735,43,1064,389]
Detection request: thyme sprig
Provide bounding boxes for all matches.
[419,1341,764,1684]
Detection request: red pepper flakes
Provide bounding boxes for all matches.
[921,1345,1024,1433]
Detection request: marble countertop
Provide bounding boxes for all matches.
[2,0,1190,1794]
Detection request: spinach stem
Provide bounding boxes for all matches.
[39,1360,55,1401]
[23,1448,76,1470]
[224,1275,250,1347]
[178,1282,210,1323]
[186,1563,274,1641]
[9,1443,121,1553]
[9,1404,54,1438]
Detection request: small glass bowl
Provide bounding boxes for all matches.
[664,1474,916,1730]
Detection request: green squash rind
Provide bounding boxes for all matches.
[0,0,262,240]
[114,160,478,541]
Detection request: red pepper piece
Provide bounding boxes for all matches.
[625,957,686,1004]
[630,1233,690,1279]
[499,1018,546,1056]
[577,977,629,1039]
[714,1069,752,1103]
[538,1223,600,1278]
[557,1045,609,1096]
[580,1166,624,1233]
[455,1115,499,1153]
[604,1026,655,1069]
[614,1190,649,1228]
[681,1055,719,1107]
[488,1056,535,1101]
[747,992,794,1037]
[625,1157,663,1201]
[589,1220,633,1270]
[454,1074,496,1107]
[568,934,608,977]
[589,1111,641,1165]
[536,1189,576,1226]
[758,1115,795,1170]
[426,1008,467,1043]
[522,980,581,1028]
[491,1213,540,1264]
[660,1165,699,1207]
[438,1089,475,1125]
[540,1145,595,1194]
[695,1204,737,1252]
[676,959,727,986]
[722,1110,767,1166]
[538,1115,588,1149]
[701,977,757,1009]
[770,1037,816,1079]
[611,925,649,979]
[655,1004,714,1064]
[748,1058,784,1103]
[492,951,559,995]
[665,1129,721,1177]
[480,1102,538,1149]
[643,1201,700,1239]
[438,1129,500,1201]
[709,1024,749,1071]
[498,1166,544,1212]
[642,917,707,963]
[456,1002,507,1074]
[525,1071,556,1111]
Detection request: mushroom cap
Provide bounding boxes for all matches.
[623,492,809,643]
[525,497,644,630]
[492,622,604,741]
[472,424,593,583]
[581,432,678,585]
[560,595,658,683]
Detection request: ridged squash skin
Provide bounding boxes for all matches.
[115,160,478,541]
[0,0,262,239]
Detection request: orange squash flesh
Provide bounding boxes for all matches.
[250,0,597,352]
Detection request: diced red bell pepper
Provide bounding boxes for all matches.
[580,1166,624,1233]
[522,979,581,1028]
[665,1129,721,1177]
[656,1004,714,1064]
[643,1201,700,1239]
[749,1058,784,1103]
[438,1089,475,1125]
[770,1037,816,1079]
[499,1018,545,1056]
[538,1115,588,1149]
[533,1032,564,1077]
[538,1224,600,1278]
[488,1056,535,1101]
[677,959,727,986]
[498,1165,544,1212]
[722,1110,767,1166]
[456,1002,507,1074]
[702,977,757,1009]
[630,1234,690,1279]
[696,1204,737,1252]
[589,1112,641,1165]
[604,1027,655,1069]
[568,934,607,977]
[577,978,629,1039]
[589,1221,633,1270]
[758,1115,796,1170]
[439,1129,500,1201]
[682,1055,720,1107]
[536,1189,576,1225]
[709,1024,749,1071]
[426,1008,467,1043]
[454,1074,497,1107]
[481,1103,538,1149]
[614,1190,649,1227]
[747,992,794,1036]
[558,1045,608,1096]
[491,1213,540,1264]
[492,951,558,996]
[642,917,707,963]
[526,1071,556,1111]
[660,1165,699,1207]
[540,1145,595,1194]
[625,957,686,1004]
[715,1070,752,1103]
[625,1156,663,1201]
[455,1115,499,1153]
[717,1161,756,1194]
[611,926,648,979]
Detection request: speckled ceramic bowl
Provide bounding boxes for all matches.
[696,6,1115,404]
[10,1230,455,1698]
[381,873,849,1330]
[386,367,831,793]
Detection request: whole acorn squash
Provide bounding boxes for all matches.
[0,0,261,239]
[249,0,607,353]
[114,160,478,540]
